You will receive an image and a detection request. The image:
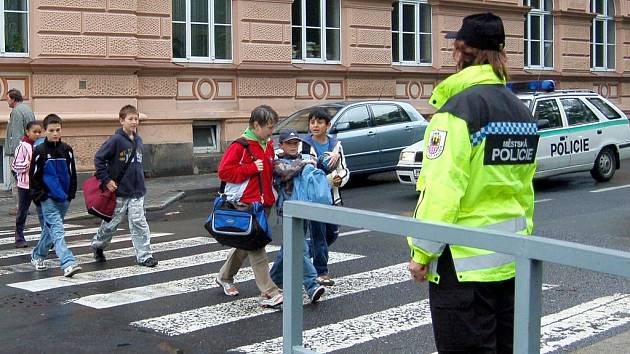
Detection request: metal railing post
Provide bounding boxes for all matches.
[283,215,305,354]
[514,257,543,354]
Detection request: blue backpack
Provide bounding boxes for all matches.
[293,164,332,205]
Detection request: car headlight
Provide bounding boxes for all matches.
[400,151,416,162]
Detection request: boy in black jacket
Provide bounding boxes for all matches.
[90,105,157,267]
[30,114,81,277]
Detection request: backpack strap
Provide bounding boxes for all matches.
[219,138,264,202]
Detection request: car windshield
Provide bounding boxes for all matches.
[274,106,340,134]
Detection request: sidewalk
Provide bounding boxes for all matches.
[0,173,221,229]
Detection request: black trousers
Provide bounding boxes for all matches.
[429,247,515,354]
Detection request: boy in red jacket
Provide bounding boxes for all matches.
[215,105,283,308]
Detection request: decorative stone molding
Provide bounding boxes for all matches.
[175,78,236,100]
[138,39,171,59]
[84,13,137,34]
[65,136,108,171]
[138,16,162,37]
[395,81,427,100]
[39,0,106,10]
[240,1,290,22]
[312,80,327,99]
[250,23,285,43]
[139,76,177,97]
[295,80,345,100]
[346,79,395,98]
[594,82,619,99]
[32,73,138,97]
[350,8,390,28]
[161,18,172,38]
[108,37,138,56]
[241,43,292,62]
[39,11,82,33]
[107,0,137,12]
[40,35,107,56]
[351,48,391,65]
[137,0,170,16]
[239,77,294,97]
[2,77,30,100]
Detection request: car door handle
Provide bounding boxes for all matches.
[404,126,413,131]
[597,129,603,134]
[559,136,566,141]
[367,131,376,136]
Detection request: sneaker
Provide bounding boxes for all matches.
[260,293,283,308]
[309,286,325,304]
[15,240,28,248]
[316,275,335,286]
[215,278,239,296]
[30,258,47,271]
[138,257,158,267]
[63,264,82,277]
[93,247,106,262]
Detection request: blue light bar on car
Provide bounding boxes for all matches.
[507,80,555,93]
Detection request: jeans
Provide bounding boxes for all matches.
[308,221,339,276]
[15,187,32,243]
[91,196,152,262]
[270,239,319,297]
[32,198,76,271]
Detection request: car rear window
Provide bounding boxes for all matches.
[587,98,622,120]
[274,106,340,134]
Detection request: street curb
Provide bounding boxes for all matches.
[145,191,186,211]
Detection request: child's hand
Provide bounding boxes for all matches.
[332,175,342,187]
[106,180,118,192]
[254,159,264,172]
[327,152,340,168]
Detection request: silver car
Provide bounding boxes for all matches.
[274,101,428,175]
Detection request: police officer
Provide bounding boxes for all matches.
[407,13,539,353]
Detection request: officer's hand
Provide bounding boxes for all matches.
[409,259,428,283]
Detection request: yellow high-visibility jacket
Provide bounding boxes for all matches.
[408,64,539,283]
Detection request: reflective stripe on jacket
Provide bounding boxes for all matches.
[407,64,538,283]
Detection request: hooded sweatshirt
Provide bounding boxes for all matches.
[12,136,34,189]
[94,128,146,198]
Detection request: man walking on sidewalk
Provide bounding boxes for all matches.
[5,89,35,215]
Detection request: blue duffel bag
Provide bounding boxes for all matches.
[204,194,271,251]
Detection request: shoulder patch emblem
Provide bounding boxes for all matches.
[426,130,447,160]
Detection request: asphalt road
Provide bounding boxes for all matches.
[0,167,630,353]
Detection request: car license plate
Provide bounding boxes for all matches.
[413,169,420,178]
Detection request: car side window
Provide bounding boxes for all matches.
[560,98,599,126]
[371,104,411,126]
[534,99,563,130]
[587,97,622,120]
[334,106,371,132]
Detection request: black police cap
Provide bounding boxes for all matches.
[445,12,506,51]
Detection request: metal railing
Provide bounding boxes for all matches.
[281,201,630,354]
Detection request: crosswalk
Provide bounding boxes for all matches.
[1,224,629,353]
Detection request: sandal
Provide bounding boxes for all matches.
[316,275,335,286]
[215,278,239,296]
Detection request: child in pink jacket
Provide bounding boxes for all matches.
[12,121,42,248]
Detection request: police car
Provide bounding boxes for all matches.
[396,80,630,185]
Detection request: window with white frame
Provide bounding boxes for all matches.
[523,0,553,68]
[1,0,28,56]
[172,0,232,62]
[292,0,340,62]
[591,0,615,70]
[392,1,432,65]
[193,123,220,153]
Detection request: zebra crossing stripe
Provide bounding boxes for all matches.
[0,235,199,276]
[232,299,433,354]
[0,227,106,246]
[0,231,171,261]
[540,293,630,353]
[130,263,411,336]
[7,245,281,292]
[0,224,81,236]
[73,252,363,309]
[228,285,579,354]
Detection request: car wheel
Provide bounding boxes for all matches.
[590,147,616,182]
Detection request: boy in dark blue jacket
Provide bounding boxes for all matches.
[30,114,81,277]
[90,105,157,267]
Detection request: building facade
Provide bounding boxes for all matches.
[1,0,629,182]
